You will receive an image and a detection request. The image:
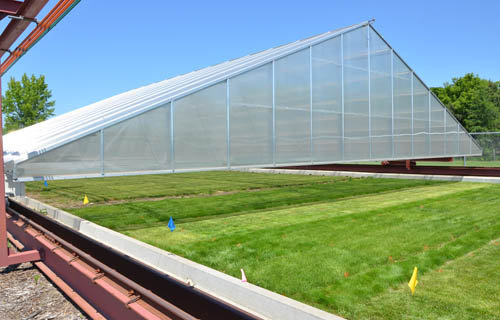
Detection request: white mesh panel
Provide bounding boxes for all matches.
[370,28,392,159]
[343,27,369,160]
[275,48,311,164]
[413,75,429,157]
[17,132,101,177]
[393,55,412,158]
[445,111,458,155]
[174,82,227,169]
[229,64,273,166]
[312,36,342,162]
[458,127,471,154]
[430,95,445,156]
[103,104,170,173]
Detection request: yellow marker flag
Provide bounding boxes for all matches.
[83,194,89,205]
[408,266,418,295]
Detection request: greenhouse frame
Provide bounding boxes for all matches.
[3,21,482,181]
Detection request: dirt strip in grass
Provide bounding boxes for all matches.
[26,171,344,208]
[66,177,447,231]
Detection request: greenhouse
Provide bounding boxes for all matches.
[3,21,481,181]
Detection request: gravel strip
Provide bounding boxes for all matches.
[0,262,88,320]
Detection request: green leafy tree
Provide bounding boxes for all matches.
[431,73,500,133]
[2,73,55,133]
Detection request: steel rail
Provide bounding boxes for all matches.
[7,214,168,320]
[10,209,197,319]
[280,163,500,177]
[7,206,195,320]
[6,199,259,320]
[7,231,106,320]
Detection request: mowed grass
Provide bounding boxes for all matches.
[65,176,444,231]
[27,172,500,319]
[26,171,348,208]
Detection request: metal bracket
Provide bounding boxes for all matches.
[7,15,38,25]
[125,295,141,308]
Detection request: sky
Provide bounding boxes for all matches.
[2,0,499,116]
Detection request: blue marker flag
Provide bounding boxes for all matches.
[44,180,48,187]
[168,217,176,232]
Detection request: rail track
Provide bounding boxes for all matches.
[5,198,260,320]
[280,163,500,177]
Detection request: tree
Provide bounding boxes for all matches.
[2,73,55,133]
[431,73,500,133]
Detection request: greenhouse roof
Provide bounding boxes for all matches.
[3,21,365,166]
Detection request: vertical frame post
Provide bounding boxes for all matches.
[428,91,432,156]
[367,26,372,159]
[469,134,472,154]
[341,33,345,161]
[0,74,7,263]
[226,79,231,169]
[100,129,104,176]
[272,60,276,166]
[411,72,414,157]
[443,108,447,155]
[170,100,175,173]
[309,45,313,163]
[391,49,395,159]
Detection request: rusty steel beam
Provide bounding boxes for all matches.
[6,210,187,320]
[7,199,259,319]
[7,232,107,320]
[0,0,48,58]
[280,163,500,177]
[1,0,80,74]
[0,0,23,16]
[6,199,259,320]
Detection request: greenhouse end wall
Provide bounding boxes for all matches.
[14,24,481,180]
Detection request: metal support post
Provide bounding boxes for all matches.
[100,129,104,175]
[390,49,394,158]
[341,34,345,160]
[443,108,446,154]
[411,72,414,157]
[226,79,231,169]
[309,46,313,163]
[170,100,175,173]
[368,27,372,159]
[272,60,276,166]
[428,91,432,156]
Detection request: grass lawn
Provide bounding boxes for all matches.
[26,171,347,207]
[26,172,500,319]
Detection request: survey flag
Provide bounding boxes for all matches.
[168,217,176,232]
[83,194,89,205]
[408,266,418,295]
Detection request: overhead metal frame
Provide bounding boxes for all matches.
[1,0,80,267]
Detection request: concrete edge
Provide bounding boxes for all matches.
[13,196,345,320]
[236,168,500,184]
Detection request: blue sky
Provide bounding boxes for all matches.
[2,0,499,116]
